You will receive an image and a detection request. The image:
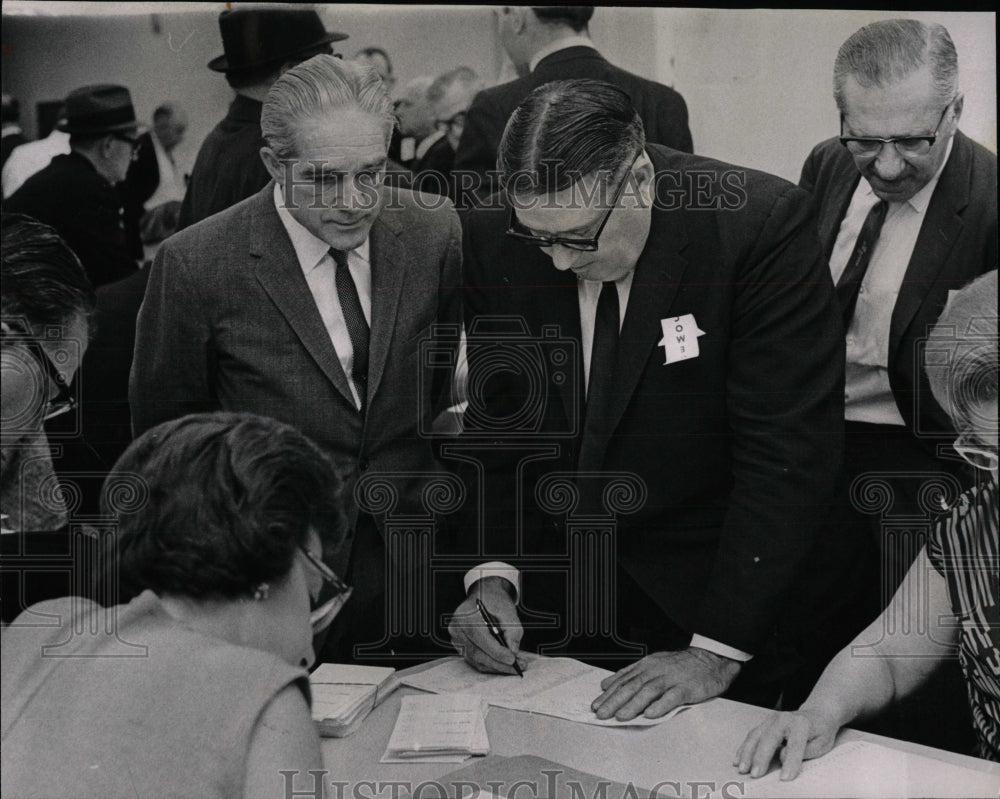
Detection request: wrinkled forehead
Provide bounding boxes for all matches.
[840,68,944,132]
[290,110,391,164]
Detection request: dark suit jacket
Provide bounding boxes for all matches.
[130,183,463,575]
[411,136,457,198]
[454,46,693,195]
[800,130,997,439]
[1,130,27,167]
[461,144,844,655]
[177,95,270,231]
[5,152,137,288]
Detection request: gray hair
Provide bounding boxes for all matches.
[833,20,958,112]
[427,66,482,105]
[926,271,998,433]
[261,54,396,159]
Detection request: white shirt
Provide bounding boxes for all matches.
[2,129,70,198]
[466,269,752,663]
[272,184,372,410]
[829,137,953,425]
[143,130,186,210]
[529,35,596,73]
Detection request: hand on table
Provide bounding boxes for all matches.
[734,709,839,780]
[591,647,741,721]
[447,577,524,675]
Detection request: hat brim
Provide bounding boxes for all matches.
[56,119,144,136]
[207,31,349,73]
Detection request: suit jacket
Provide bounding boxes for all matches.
[454,46,693,196]
[461,144,844,655]
[800,130,997,439]
[1,130,27,167]
[130,183,463,575]
[176,95,271,231]
[120,131,159,259]
[5,152,137,288]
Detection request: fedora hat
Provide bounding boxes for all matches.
[208,8,349,73]
[56,84,139,136]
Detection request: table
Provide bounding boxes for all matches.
[320,661,1000,798]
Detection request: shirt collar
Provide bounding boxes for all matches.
[529,35,595,73]
[861,134,954,214]
[272,183,370,275]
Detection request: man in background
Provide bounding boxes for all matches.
[419,67,483,198]
[132,55,462,666]
[2,106,70,199]
[123,102,188,257]
[1,94,27,168]
[177,7,348,229]
[787,18,997,748]
[6,85,140,288]
[394,76,441,170]
[454,5,693,198]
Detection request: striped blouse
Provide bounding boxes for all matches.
[927,478,1000,761]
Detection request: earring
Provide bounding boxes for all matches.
[253,583,270,601]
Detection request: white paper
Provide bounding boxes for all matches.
[402,655,688,727]
[381,692,489,764]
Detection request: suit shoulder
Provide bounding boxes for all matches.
[383,186,459,228]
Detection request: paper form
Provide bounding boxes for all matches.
[402,655,689,727]
[381,693,489,764]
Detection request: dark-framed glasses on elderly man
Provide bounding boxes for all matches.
[839,101,953,158]
[297,545,353,633]
[953,430,999,471]
[4,322,77,422]
[435,111,467,134]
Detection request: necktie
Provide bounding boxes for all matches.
[330,248,370,412]
[836,200,887,325]
[579,282,619,473]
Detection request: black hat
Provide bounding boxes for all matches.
[208,8,349,73]
[56,84,139,135]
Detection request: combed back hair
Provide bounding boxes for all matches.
[261,53,395,159]
[925,270,998,433]
[105,412,347,602]
[531,6,594,32]
[497,78,644,195]
[426,66,482,105]
[1,213,95,330]
[833,20,958,112]
[152,103,175,122]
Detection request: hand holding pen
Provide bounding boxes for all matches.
[476,599,524,677]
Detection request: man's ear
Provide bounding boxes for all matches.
[950,93,965,127]
[633,153,656,207]
[260,146,286,184]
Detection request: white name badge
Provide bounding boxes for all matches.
[658,315,706,364]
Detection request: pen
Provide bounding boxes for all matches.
[475,598,524,678]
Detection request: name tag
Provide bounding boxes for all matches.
[658,315,706,364]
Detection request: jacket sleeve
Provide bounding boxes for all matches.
[693,182,846,653]
[129,239,218,436]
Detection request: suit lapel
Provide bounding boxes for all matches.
[366,212,406,403]
[819,162,860,262]
[249,186,357,408]
[890,132,971,355]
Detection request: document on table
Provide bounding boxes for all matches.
[381,693,490,764]
[740,739,1000,799]
[401,655,689,727]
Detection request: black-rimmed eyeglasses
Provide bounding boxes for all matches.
[506,151,640,252]
[435,111,467,133]
[839,101,953,158]
[4,323,76,422]
[297,545,353,634]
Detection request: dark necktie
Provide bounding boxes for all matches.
[330,248,370,412]
[579,282,619,472]
[836,200,887,325]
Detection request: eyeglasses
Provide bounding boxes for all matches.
[4,323,76,421]
[839,101,953,158]
[953,429,999,472]
[297,545,353,634]
[506,151,640,252]
[435,111,467,133]
[113,133,142,152]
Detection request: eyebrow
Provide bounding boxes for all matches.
[303,157,388,179]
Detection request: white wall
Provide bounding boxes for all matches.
[1,5,994,185]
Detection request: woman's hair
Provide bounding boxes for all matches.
[1,213,95,330]
[925,270,998,432]
[104,412,347,601]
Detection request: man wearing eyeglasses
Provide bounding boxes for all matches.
[415,67,484,199]
[789,20,997,725]
[5,84,142,289]
[449,78,844,720]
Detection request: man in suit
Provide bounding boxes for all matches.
[122,103,187,256]
[131,54,462,665]
[177,7,348,230]
[415,67,484,199]
[787,18,996,746]
[453,6,693,201]
[6,85,140,289]
[1,94,27,168]
[448,79,844,719]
